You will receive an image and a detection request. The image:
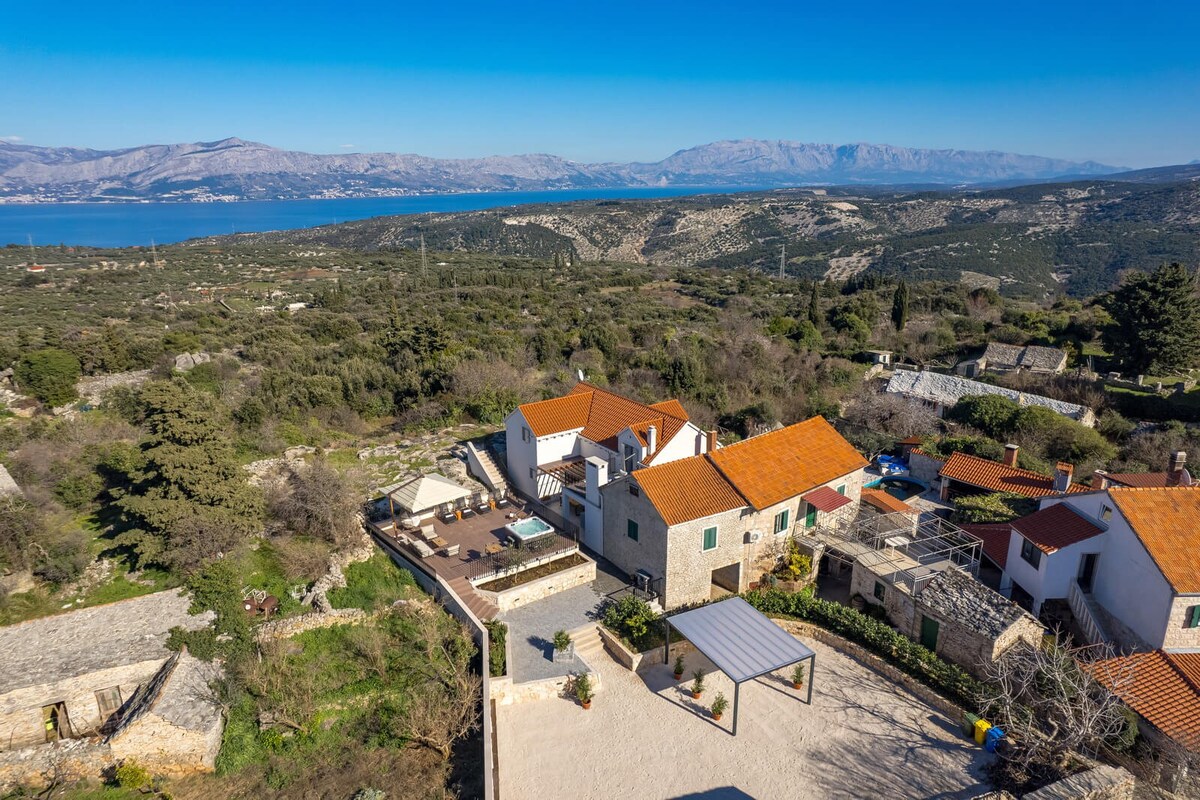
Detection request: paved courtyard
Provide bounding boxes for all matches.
[497,635,992,799]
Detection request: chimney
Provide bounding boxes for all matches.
[1003,444,1019,468]
[1053,462,1074,494]
[1168,451,1187,486]
[1091,470,1110,490]
[706,430,718,453]
[647,425,657,457]
[584,456,608,503]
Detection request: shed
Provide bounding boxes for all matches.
[664,597,815,734]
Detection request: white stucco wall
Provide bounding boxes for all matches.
[1088,508,1175,648]
[503,409,540,498]
[652,421,710,464]
[1004,531,1104,616]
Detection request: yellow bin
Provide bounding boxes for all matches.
[973,719,992,745]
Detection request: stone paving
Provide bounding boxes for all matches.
[500,561,628,682]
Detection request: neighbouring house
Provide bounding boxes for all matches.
[1092,650,1200,753]
[1092,451,1193,489]
[884,369,1095,426]
[598,416,868,608]
[956,342,1069,378]
[0,592,221,786]
[980,485,1200,652]
[504,382,714,553]
[937,445,1087,501]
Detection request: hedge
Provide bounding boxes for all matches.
[743,588,986,709]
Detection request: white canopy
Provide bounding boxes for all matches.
[388,473,472,513]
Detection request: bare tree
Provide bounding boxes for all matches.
[267,458,364,546]
[980,642,1137,777]
[842,391,939,440]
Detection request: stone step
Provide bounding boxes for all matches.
[445,577,499,622]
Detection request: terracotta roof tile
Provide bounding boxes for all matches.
[959,522,1012,570]
[940,452,1088,499]
[1010,503,1104,554]
[708,417,868,510]
[633,456,746,526]
[861,488,916,515]
[1092,650,1200,750]
[1104,472,1172,488]
[516,382,689,447]
[1110,487,1200,592]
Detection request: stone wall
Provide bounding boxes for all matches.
[908,450,945,488]
[255,608,370,641]
[1022,764,1135,800]
[108,713,221,776]
[475,557,596,612]
[597,625,666,672]
[0,739,112,789]
[1159,595,1200,650]
[0,660,165,751]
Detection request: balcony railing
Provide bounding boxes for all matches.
[457,529,580,583]
[1068,579,1111,646]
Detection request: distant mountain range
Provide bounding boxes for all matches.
[0,137,1130,202]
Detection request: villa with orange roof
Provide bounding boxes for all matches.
[598,417,869,608]
[504,382,714,553]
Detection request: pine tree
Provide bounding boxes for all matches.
[891,280,910,331]
[1102,262,1200,374]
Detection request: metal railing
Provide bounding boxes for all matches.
[458,529,580,583]
[1068,579,1111,645]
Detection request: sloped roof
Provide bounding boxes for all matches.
[1010,503,1104,554]
[940,452,1088,499]
[982,342,1068,371]
[861,488,915,515]
[918,567,1038,639]
[959,522,1012,570]
[666,597,815,684]
[634,455,746,526]
[885,369,1089,420]
[803,486,852,513]
[1092,650,1200,750]
[515,383,690,456]
[1109,487,1200,592]
[633,416,867,526]
[708,417,868,510]
[388,473,472,513]
[1103,472,1174,488]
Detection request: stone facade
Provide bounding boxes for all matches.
[476,557,596,612]
[907,450,946,488]
[1160,595,1200,650]
[603,469,864,609]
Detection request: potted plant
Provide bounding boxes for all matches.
[575,672,593,710]
[711,692,729,721]
[791,662,807,690]
[552,629,572,662]
[690,668,705,700]
[673,654,685,681]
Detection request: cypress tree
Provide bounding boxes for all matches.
[892,280,910,331]
[807,282,821,327]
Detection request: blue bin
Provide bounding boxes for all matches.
[984,726,1005,753]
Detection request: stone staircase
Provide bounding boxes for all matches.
[447,576,500,622]
[466,440,510,497]
[568,623,606,666]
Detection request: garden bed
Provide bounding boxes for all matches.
[476,553,588,592]
[475,553,596,612]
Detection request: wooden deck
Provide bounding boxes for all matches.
[375,501,542,579]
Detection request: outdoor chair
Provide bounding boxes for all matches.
[494,494,511,509]
[474,492,492,514]
[421,524,437,542]
[457,497,476,519]
[442,543,461,557]
[438,503,457,525]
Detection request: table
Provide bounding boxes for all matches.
[485,543,503,555]
[431,536,448,549]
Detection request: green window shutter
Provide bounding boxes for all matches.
[627,519,639,541]
[805,505,817,528]
[703,526,717,551]
[1190,605,1200,628]
[837,484,846,495]
[781,509,789,530]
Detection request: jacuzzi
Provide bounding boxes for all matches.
[505,516,555,543]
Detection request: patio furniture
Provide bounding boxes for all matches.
[473,492,492,515]
[485,543,504,555]
[441,542,460,557]
[438,503,457,525]
[494,496,511,509]
[421,524,437,542]
[411,539,435,558]
[456,497,476,519]
[431,536,448,549]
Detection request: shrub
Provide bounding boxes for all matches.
[711,692,729,717]
[952,492,1037,524]
[552,629,571,652]
[743,588,985,708]
[600,594,661,652]
[114,759,152,790]
[15,348,81,407]
[574,672,593,703]
[485,620,507,677]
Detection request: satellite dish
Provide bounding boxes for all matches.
[1181,469,1193,487]
[577,369,586,382]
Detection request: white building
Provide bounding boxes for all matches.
[504,382,713,553]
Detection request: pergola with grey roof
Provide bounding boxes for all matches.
[664,596,815,735]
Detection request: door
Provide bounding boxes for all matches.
[43,703,69,742]
[804,504,817,528]
[1078,553,1098,592]
[919,615,940,651]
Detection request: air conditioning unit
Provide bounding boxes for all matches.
[744,530,762,544]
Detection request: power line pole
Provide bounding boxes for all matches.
[779,243,786,279]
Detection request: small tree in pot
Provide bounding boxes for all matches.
[711,692,729,721]
[574,672,593,710]
[673,654,685,681]
[552,629,572,662]
[691,669,706,700]
[791,662,807,690]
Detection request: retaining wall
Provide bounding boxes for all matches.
[477,557,596,612]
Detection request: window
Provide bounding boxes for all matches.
[529,467,536,480]
[96,687,122,719]
[1186,605,1200,629]
[836,484,846,495]
[628,483,640,497]
[773,509,790,534]
[1100,505,1113,522]
[703,526,717,551]
[627,519,639,542]
[521,426,530,442]
[873,581,885,602]
[1020,538,1042,569]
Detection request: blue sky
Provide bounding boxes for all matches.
[2,1,1197,167]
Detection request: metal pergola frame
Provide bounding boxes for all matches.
[663,597,816,735]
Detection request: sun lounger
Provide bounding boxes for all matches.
[411,539,435,558]
[421,524,437,542]
[442,543,460,557]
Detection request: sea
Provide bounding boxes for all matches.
[0,186,764,249]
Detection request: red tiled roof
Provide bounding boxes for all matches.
[1110,487,1200,593]
[633,456,746,526]
[939,452,1088,499]
[959,522,1012,570]
[1010,503,1104,554]
[708,417,868,510]
[633,416,867,525]
[803,486,852,513]
[1104,472,1172,488]
[1092,650,1200,750]
[516,383,689,453]
[900,435,923,445]
[861,488,915,515]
